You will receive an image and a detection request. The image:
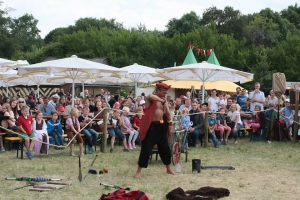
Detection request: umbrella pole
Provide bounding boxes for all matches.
[72,79,75,108]
[82,82,84,96]
[202,81,205,104]
[37,84,40,98]
[135,81,137,99]
[6,86,8,97]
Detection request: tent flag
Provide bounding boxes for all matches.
[207,51,220,66]
[182,48,197,65]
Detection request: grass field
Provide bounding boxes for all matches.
[0,138,300,200]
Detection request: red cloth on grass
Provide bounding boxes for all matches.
[100,189,149,200]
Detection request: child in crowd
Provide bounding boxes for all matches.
[47,110,64,149]
[217,108,231,145]
[133,108,143,132]
[79,107,98,154]
[218,93,227,110]
[180,108,191,131]
[32,111,49,154]
[121,107,139,149]
[227,104,243,144]
[244,104,261,132]
[66,108,84,156]
[208,113,221,148]
[107,109,128,153]
[1,103,18,131]
[17,105,35,159]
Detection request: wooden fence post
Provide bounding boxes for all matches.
[101,109,108,153]
[204,112,209,148]
[293,91,299,142]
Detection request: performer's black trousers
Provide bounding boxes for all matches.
[138,122,171,168]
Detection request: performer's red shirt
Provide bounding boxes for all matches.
[17,115,33,135]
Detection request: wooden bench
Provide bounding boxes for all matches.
[5,137,24,159]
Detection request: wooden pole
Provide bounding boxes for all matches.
[101,109,108,153]
[293,91,299,142]
[204,112,209,148]
[270,109,274,140]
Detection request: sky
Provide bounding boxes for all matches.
[1,0,298,38]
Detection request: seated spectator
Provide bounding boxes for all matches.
[227,104,243,144]
[244,104,261,132]
[180,108,191,131]
[33,111,49,154]
[47,110,64,149]
[174,97,181,111]
[231,97,241,111]
[94,101,104,132]
[79,107,98,154]
[49,94,60,109]
[217,108,231,145]
[121,107,139,150]
[240,98,253,121]
[58,88,66,97]
[127,97,136,112]
[189,102,204,147]
[17,98,27,116]
[26,95,36,110]
[133,108,143,132]
[17,105,35,159]
[218,93,227,110]
[265,103,278,124]
[38,97,56,116]
[226,98,233,110]
[280,100,294,140]
[1,103,18,131]
[82,98,95,113]
[107,109,129,153]
[66,108,84,156]
[208,113,220,148]
[138,100,146,110]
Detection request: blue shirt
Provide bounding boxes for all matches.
[237,95,247,106]
[281,107,294,120]
[216,115,226,125]
[180,115,191,129]
[208,117,217,129]
[38,103,56,116]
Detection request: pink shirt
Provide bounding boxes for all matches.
[66,117,80,130]
[121,116,132,132]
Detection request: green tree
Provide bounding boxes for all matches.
[281,4,300,29]
[164,11,201,38]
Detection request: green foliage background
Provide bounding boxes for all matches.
[1,1,300,89]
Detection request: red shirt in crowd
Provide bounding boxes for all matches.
[17,115,33,135]
[133,115,142,128]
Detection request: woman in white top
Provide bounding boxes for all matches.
[227,104,243,144]
[266,90,278,108]
[32,111,49,154]
[207,89,220,112]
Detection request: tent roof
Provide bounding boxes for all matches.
[162,80,243,92]
[207,51,220,66]
[182,48,197,65]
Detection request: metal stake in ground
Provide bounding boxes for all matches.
[82,154,98,181]
[100,182,130,191]
[78,156,83,182]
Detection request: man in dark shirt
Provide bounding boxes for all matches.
[188,102,204,147]
[26,95,36,110]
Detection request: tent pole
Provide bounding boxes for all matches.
[37,84,40,98]
[72,79,75,108]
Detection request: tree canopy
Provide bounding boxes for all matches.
[1,2,300,88]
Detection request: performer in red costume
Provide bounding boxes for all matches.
[135,82,175,178]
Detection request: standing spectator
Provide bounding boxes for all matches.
[237,89,248,107]
[179,98,192,113]
[266,90,278,108]
[232,87,241,99]
[207,89,220,112]
[16,89,21,98]
[38,97,56,116]
[249,82,265,111]
[58,88,66,97]
[198,85,208,103]
[127,90,134,99]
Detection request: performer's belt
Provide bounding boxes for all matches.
[151,121,164,124]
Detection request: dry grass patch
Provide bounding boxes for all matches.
[0,138,300,200]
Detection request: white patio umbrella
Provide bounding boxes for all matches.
[0,58,29,68]
[119,63,164,98]
[0,69,19,96]
[17,55,128,107]
[156,61,254,103]
[46,75,96,95]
